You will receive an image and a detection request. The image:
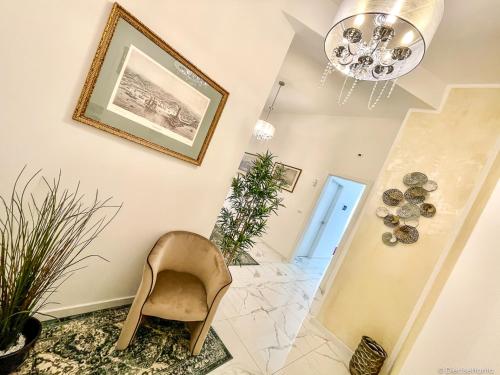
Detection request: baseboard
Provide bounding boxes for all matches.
[36,296,135,321]
[308,316,353,361]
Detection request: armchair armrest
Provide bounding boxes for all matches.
[203,265,232,307]
[115,238,166,350]
[188,265,232,355]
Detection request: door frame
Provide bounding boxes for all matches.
[291,173,370,261]
[291,173,372,316]
[306,178,344,258]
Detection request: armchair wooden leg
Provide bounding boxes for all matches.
[187,320,210,355]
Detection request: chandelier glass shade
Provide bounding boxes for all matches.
[325,0,444,81]
[253,81,285,141]
[322,0,444,108]
[253,120,275,141]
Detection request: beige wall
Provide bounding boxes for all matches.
[317,88,500,362]
[399,159,500,374]
[396,152,500,374]
[0,0,294,310]
[246,113,402,259]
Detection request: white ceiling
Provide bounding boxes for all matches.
[422,0,500,83]
[264,0,500,117]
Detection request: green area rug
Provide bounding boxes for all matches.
[231,251,259,266]
[16,306,232,374]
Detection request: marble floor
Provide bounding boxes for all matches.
[211,242,352,375]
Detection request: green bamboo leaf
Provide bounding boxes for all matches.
[212,152,285,265]
[0,169,120,351]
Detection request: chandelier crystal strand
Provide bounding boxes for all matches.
[341,78,359,105]
[368,80,390,110]
[341,62,363,105]
[320,62,335,87]
[387,61,404,98]
[338,75,349,104]
[387,79,398,98]
[368,81,378,109]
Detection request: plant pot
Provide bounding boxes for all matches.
[0,317,42,375]
[349,336,387,375]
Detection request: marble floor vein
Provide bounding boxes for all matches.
[212,243,351,375]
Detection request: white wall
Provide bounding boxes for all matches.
[0,0,294,311]
[247,113,401,259]
[400,179,500,374]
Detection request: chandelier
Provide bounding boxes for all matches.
[254,81,285,141]
[321,0,444,109]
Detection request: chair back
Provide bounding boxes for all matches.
[153,231,231,299]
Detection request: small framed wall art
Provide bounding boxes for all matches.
[238,152,259,174]
[73,3,229,166]
[274,163,302,193]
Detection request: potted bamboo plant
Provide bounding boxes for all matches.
[214,151,285,265]
[0,169,120,373]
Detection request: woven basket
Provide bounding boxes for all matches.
[349,336,387,375]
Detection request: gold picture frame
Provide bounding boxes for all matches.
[274,162,302,193]
[73,3,229,166]
[237,152,259,174]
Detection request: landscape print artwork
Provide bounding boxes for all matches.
[238,153,258,174]
[275,163,302,193]
[73,3,228,165]
[108,45,210,146]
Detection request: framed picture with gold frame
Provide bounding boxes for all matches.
[237,152,259,174]
[73,3,229,166]
[274,163,302,193]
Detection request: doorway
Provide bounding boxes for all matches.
[295,176,365,267]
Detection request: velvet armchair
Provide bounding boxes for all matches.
[116,231,232,355]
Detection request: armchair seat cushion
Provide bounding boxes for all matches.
[142,270,208,321]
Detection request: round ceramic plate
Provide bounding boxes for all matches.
[420,203,436,218]
[394,225,419,244]
[403,218,420,227]
[404,187,427,204]
[376,207,390,218]
[383,189,404,206]
[422,180,438,192]
[382,232,398,246]
[383,214,400,228]
[403,172,428,187]
[397,203,420,219]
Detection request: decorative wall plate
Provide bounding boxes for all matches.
[394,225,419,244]
[383,214,400,228]
[382,232,398,246]
[404,187,427,204]
[376,207,390,218]
[397,203,420,219]
[403,218,419,227]
[403,172,428,187]
[422,180,438,192]
[378,172,437,246]
[383,189,404,206]
[420,203,436,218]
